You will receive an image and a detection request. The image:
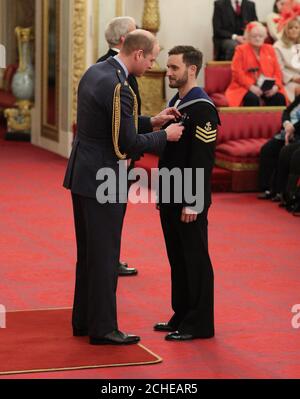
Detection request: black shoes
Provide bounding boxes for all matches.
[257,191,273,199]
[153,322,176,332]
[165,331,194,341]
[257,191,283,202]
[165,331,214,341]
[271,193,281,202]
[89,329,140,345]
[118,261,138,276]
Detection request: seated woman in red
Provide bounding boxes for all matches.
[225,21,287,107]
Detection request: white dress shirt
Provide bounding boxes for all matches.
[231,0,241,10]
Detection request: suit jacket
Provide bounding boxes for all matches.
[225,43,287,106]
[63,57,166,199]
[213,0,257,40]
[97,49,142,114]
[282,95,300,135]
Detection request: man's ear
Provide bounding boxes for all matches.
[189,64,197,77]
[134,49,143,61]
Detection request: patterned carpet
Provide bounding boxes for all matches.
[0,139,300,379]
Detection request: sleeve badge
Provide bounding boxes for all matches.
[195,122,217,143]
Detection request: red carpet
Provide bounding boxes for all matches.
[0,139,300,379]
[0,309,161,375]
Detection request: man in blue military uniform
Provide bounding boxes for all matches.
[97,16,140,276]
[64,30,184,345]
[154,46,220,341]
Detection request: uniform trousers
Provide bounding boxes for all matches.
[71,193,126,337]
[159,205,214,337]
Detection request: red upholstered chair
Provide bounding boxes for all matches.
[216,106,284,191]
[204,61,232,107]
[0,64,17,110]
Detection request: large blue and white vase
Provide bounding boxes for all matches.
[11,27,34,101]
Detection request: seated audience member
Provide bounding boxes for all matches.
[266,0,288,42]
[225,21,287,107]
[258,94,300,199]
[276,141,300,211]
[274,17,300,103]
[213,0,258,60]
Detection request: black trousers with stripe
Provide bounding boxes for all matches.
[159,205,214,337]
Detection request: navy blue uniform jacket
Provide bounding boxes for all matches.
[63,57,167,199]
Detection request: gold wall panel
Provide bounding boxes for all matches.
[72,0,87,123]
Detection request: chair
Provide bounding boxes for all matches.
[204,61,231,107]
[216,106,284,191]
[0,64,17,110]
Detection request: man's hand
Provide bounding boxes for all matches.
[249,84,263,97]
[151,107,181,129]
[181,207,198,223]
[284,121,295,145]
[165,123,184,141]
[264,85,278,98]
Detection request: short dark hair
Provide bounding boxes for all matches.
[122,29,157,56]
[168,45,203,76]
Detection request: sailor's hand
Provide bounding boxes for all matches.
[181,207,198,223]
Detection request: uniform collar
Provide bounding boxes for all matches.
[106,56,127,82]
[169,87,213,108]
[114,55,129,78]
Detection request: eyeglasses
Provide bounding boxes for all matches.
[249,34,265,39]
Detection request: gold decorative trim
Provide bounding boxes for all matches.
[4,101,32,133]
[219,106,286,113]
[216,158,258,172]
[93,0,99,62]
[206,61,232,67]
[142,0,160,34]
[41,0,60,142]
[138,69,166,116]
[115,0,123,16]
[72,0,87,124]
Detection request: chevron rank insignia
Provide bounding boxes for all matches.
[195,123,217,143]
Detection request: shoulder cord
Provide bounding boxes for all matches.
[112,83,138,160]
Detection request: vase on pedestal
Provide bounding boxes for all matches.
[4,27,34,140]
